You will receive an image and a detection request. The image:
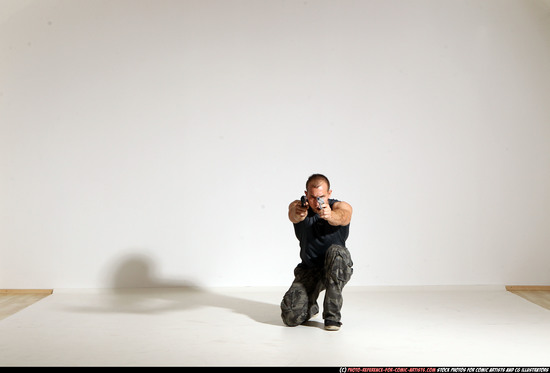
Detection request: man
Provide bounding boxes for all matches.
[281,174,353,331]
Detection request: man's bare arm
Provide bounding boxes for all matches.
[324,201,353,226]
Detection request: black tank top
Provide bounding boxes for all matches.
[293,199,350,268]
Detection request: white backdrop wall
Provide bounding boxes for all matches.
[1,0,550,288]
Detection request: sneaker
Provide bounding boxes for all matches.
[324,320,342,331]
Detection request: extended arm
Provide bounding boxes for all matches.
[323,201,353,226]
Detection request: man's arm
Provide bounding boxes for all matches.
[321,201,353,226]
[288,200,308,224]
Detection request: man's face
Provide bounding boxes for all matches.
[305,182,332,211]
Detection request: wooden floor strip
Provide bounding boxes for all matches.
[505,286,550,292]
[506,286,550,311]
[0,293,51,320]
[0,289,53,294]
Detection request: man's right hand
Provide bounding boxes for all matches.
[288,199,308,223]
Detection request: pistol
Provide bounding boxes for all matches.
[300,196,307,207]
[317,196,325,210]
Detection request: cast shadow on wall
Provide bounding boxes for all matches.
[69,253,284,327]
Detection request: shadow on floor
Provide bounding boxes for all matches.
[66,254,286,327]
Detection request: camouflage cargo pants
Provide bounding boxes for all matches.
[280,245,353,326]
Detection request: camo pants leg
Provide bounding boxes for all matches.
[280,265,323,327]
[281,245,353,326]
[323,245,353,323]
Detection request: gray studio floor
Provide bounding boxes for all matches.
[1,286,549,366]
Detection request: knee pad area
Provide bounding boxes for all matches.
[280,285,309,327]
